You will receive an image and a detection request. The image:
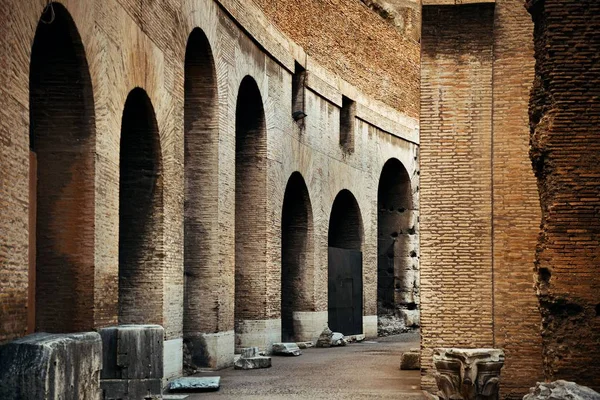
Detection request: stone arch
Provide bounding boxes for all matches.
[183,27,219,367]
[377,158,418,335]
[234,76,268,350]
[118,88,163,325]
[29,2,96,333]
[328,189,364,335]
[281,172,314,342]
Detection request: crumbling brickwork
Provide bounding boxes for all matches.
[527,0,600,390]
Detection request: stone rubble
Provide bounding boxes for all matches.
[523,381,600,400]
[234,347,272,370]
[168,377,220,392]
[272,342,302,356]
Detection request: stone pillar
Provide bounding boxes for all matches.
[0,332,102,400]
[99,325,164,399]
[433,348,504,400]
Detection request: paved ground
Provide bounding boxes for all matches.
[177,332,424,399]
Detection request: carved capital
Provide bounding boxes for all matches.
[433,348,505,400]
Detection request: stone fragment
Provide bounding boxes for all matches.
[296,341,314,349]
[234,347,272,370]
[99,325,164,399]
[400,350,420,370]
[272,342,302,356]
[433,348,504,400]
[168,377,221,392]
[355,334,365,342]
[234,356,272,370]
[162,395,190,400]
[523,380,600,400]
[0,332,102,400]
[102,378,162,400]
[316,327,334,348]
[331,332,347,346]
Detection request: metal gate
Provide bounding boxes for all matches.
[328,247,363,335]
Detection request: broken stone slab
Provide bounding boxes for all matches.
[331,332,347,346]
[355,334,365,342]
[0,332,102,400]
[272,342,302,356]
[400,350,420,370]
[433,348,504,400]
[234,356,272,370]
[162,395,190,400]
[316,327,333,348]
[234,347,272,370]
[168,377,221,392]
[296,341,314,349]
[523,380,600,400]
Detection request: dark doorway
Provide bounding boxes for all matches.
[281,172,314,342]
[29,3,96,333]
[328,190,363,335]
[118,88,163,325]
[377,158,416,335]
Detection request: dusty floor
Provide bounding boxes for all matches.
[179,332,424,399]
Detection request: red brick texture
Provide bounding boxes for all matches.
[492,0,544,397]
[527,0,600,390]
[420,4,495,391]
[420,2,545,396]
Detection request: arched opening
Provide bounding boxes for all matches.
[377,158,418,336]
[234,76,268,350]
[328,190,363,335]
[281,172,314,342]
[183,28,219,368]
[118,88,163,325]
[29,3,96,333]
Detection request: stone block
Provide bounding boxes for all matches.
[0,332,102,400]
[296,341,314,349]
[234,356,272,370]
[400,351,420,370]
[99,325,163,380]
[168,377,221,392]
[272,342,302,356]
[331,332,347,346]
[101,378,162,400]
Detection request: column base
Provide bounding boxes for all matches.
[235,319,281,354]
[292,311,328,342]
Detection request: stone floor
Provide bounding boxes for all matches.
[179,332,424,399]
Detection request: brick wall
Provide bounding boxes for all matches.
[420,4,495,391]
[252,0,420,118]
[492,0,544,397]
[527,0,600,390]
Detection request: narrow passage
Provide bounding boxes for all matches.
[185,332,423,399]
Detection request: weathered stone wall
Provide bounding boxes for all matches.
[0,0,418,376]
[527,0,600,391]
[420,1,544,397]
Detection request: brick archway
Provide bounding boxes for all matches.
[234,76,268,351]
[281,172,314,342]
[377,158,417,335]
[118,88,163,326]
[29,3,96,333]
[183,27,219,368]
